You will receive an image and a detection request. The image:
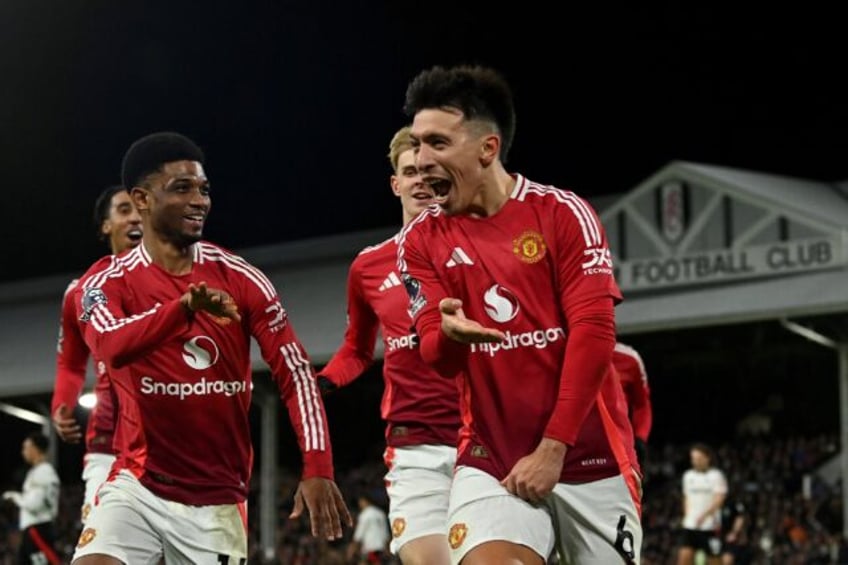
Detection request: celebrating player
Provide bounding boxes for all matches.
[51,184,142,525]
[71,132,350,564]
[397,65,642,564]
[318,125,460,564]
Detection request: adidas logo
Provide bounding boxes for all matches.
[379,272,402,292]
[446,247,474,268]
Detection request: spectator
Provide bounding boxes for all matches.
[2,432,61,565]
[677,443,727,565]
[348,492,390,564]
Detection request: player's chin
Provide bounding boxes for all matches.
[177,231,203,246]
[438,200,459,215]
[414,200,435,213]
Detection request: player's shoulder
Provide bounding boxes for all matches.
[79,247,144,290]
[357,233,398,258]
[511,174,598,213]
[196,240,240,259]
[398,205,443,243]
[63,277,81,298]
[81,255,116,281]
[352,233,398,272]
[196,241,277,299]
[196,240,258,272]
[708,467,727,480]
[614,342,643,362]
[34,462,60,483]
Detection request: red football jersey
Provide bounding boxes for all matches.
[51,277,118,455]
[75,241,333,505]
[613,342,652,442]
[320,235,461,447]
[398,174,638,483]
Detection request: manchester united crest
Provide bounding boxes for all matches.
[391,517,406,538]
[513,230,547,264]
[448,523,468,549]
[77,527,97,548]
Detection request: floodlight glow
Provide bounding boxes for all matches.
[78,393,97,410]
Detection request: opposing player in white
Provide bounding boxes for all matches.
[678,443,728,565]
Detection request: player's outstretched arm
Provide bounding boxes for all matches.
[317,261,380,394]
[1,491,21,506]
[289,477,352,540]
[78,256,215,367]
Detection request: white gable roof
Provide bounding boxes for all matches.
[604,161,848,334]
[671,161,848,228]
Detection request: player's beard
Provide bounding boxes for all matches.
[174,230,202,247]
[154,216,203,249]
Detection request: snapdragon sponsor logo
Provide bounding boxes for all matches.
[386,333,419,351]
[483,285,519,323]
[139,376,248,400]
[470,327,566,357]
[182,336,220,370]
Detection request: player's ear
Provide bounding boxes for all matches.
[390,175,402,198]
[480,134,500,167]
[130,186,150,212]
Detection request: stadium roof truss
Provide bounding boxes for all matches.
[602,161,848,335]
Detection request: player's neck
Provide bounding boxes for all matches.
[143,235,195,275]
[467,166,515,218]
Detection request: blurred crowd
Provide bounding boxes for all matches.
[244,459,398,565]
[641,434,845,564]
[0,434,843,564]
[0,481,82,564]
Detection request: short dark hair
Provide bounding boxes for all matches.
[403,64,516,161]
[93,185,127,242]
[26,432,49,453]
[691,442,715,462]
[121,131,205,189]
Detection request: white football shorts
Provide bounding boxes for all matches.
[384,444,456,555]
[446,465,642,565]
[80,453,115,524]
[72,470,247,565]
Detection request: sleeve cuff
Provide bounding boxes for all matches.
[302,454,335,481]
[543,412,579,447]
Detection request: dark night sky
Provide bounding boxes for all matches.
[1,2,845,488]
[1,2,846,282]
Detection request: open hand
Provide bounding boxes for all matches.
[439,298,506,344]
[182,282,241,325]
[289,477,352,540]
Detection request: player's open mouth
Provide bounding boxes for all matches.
[184,214,205,227]
[411,190,434,202]
[427,178,451,204]
[127,229,142,241]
